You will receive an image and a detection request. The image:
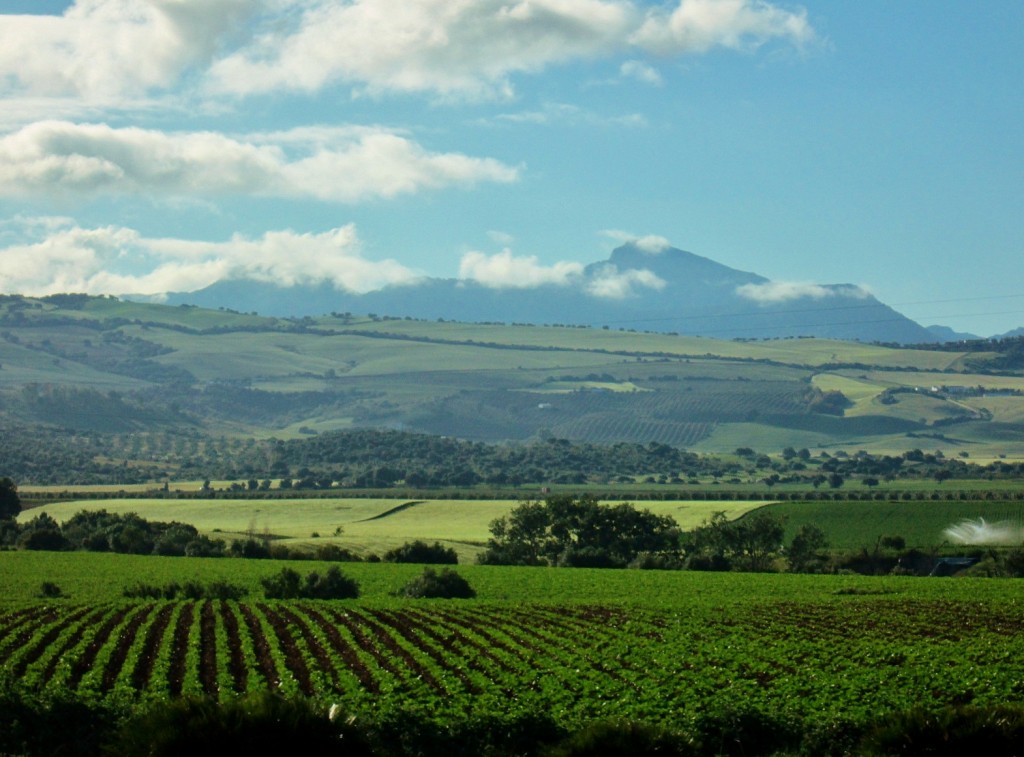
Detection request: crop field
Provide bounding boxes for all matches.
[758,500,1024,550]
[20,498,766,561]
[2,552,1024,732]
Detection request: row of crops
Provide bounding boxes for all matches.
[3,598,1024,725]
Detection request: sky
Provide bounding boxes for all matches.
[0,0,1021,336]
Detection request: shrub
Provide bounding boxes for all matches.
[314,544,362,562]
[301,567,360,599]
[261,567,359,599]
[383,539,458,564]
[399,567,475,599]
[37,581,63,598]
[260,567,302,599]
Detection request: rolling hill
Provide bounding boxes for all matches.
[3,293,1024,470]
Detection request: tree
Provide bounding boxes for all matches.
[684,511,786,572]
[479,494,678,568]
[0,477,20,520]
[788,525,829,573]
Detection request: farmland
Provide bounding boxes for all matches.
[2,552,1024,754]
[4,295,1024,463]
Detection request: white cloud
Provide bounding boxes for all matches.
[0,0,815,109]
[0,121,519,201]
[0,0,259,101]
[586,264,665,298]
[459,249,584,288]
[736,281,872,304]
[0,219,421,296]
[631,0,815,56]
[481,102,648,128]
[619,60,663,85]
[207,0,815,98]
[601,230,672,252]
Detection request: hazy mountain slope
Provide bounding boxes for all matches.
[166,244,938,344]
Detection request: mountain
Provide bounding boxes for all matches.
[165,244,938,344]
[926,325,981,342]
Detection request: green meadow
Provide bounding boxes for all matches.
[21,498,766,562]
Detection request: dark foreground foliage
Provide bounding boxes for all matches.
[398,567,476,599]
[6,681,1024,757]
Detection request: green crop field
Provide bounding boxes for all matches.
[2,551,1024,747]
[755,499,1024,550]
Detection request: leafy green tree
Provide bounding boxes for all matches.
[0,477,20,520]
[479,494,678,568]
[684,511,786,572]
[787,524,830,573]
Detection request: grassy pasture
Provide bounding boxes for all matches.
[758,499,1024,550]
[19,498,766,563]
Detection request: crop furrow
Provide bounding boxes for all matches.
[67,606,131,690]
[130,603,174,692]
[273,603,345,695]
[402,608,519,677]
[365,609,480,695]
[9,606,93,678]
[100,604,155,692]
[199,601,218,697]
[300,606,380,693]
[342,609,446,694]
[238,603,280,688]
[218,601,248,694]
[255,603,313,696]
[323,607,419,691]
[167,602,195,697]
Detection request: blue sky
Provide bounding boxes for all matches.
[0,0,1021,336]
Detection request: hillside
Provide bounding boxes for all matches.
[2,294,1024,472]
[166,243,939,344]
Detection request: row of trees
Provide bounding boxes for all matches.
[478,494,830,573]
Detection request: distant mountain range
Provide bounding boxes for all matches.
[165,244,944,344]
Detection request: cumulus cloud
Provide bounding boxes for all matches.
[0,0,259,101]
[0,121,518,201]
[631,0,815,55]
[736,281,872,304]
[459,249,584,288]
[0,219,420,296]
[586,264,665,298]
[619,60,663,85]
[207,0,815,98]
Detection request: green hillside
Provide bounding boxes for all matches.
[3,294,1024,467]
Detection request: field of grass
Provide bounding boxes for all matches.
[756,499,1024,550]
[19,498,766,562]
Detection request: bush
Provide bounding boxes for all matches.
[37,581,63,598]
[858,704,1024,755]
[383,539,458,564]
[315,544,362,562]
[123,580,247,600]
[398,567,476,599]
[261,566,359,599]
[301,567,360,599]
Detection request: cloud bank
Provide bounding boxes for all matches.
[736,281,871,304]
[0,121,518,201]
[204,0,815,99]
[0,219,419,297]
[459,250,585,288]
[586,264,666,299]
